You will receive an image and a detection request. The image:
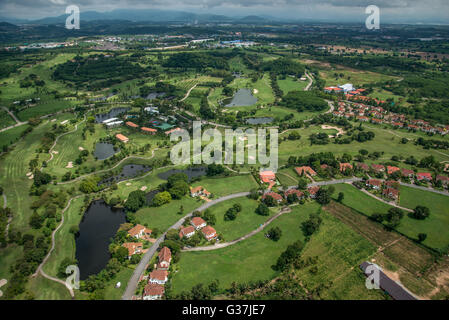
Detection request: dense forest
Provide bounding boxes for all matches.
[163,52,229,70]
[281,91,328,112]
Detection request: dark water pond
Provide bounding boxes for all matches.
[75,200,126,280]
[225,89,258,107]
[100,164,152,185]
[158,166,207,181]
[94,142,118,160]
[145,92,166,100]
[95,107,130,123]
[246,117,273,125]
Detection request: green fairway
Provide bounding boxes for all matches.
[190,174,258,197]
[277,76,308,93]
[0,124,30,150]
[27,275,72,300]
[0,109,15,129]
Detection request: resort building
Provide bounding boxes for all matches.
[143,283,165,300]
[157,247,172,270]
[262,191,283,203]
[179,226,196,239]
[191,217,207,230]
[190,186,211,198]
[201,225,217,241]
[116,133,129,143]
[149,270,169,285]
[127,224,152,240]
[122,242,143,259]
[141,127,157,135]
[126,121,139,128]
[295,166,317,177]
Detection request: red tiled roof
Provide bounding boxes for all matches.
[417,172,432,181]
[308,186,320,195]
[191,217,206,228]
[295,166,317,176]
[122,242,142,256]
[284,188,304,199]
[149,270,168,281]
[371,164,385,171]
[201,225,216,238]
[179,226,195,238]
[401,168,414,176]
[387,166,400,175]
[367,179,382,187]
[141,127,157,133]
[126,121,139,128]
[116,133,129,142]
[260,171,276,181]
[263,192,283,201]
[128,224,151,237]
[144,283,164,296]
[158,246,171,263]
[339,163,353,171]
[383,188,399,197]
[357,163,370,171]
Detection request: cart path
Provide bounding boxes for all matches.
[180,84,197,102]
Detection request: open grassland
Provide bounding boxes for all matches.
[0,245,23,281]
[331,184,449,251]
[170,203,319,294]
[0,109,16,129]
[27,275,72,300]
[205,197,269,241]
[294,209,386,300]
[277,76,308,93]
[398,186,449,251]
[276,167,299,186]
[318,67,399,87]
[17,99,79,121]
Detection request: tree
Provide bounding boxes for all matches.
[203,210,216,225]
[168,180,190,199]
[315,188,331,205]
[255,203,269,216]
[113,246,129,262]
[153,191,171,206]
[263,195,276,207]
[411,206,430,220]
[418,233,427,243]
[298,178,308,190]
[29,212,43,229]
[337,192,344,203]
[370,213,385,223]
[58,258,77,278]
[267,227,282,241]
[301,213,322,237]
[124,190,146,212]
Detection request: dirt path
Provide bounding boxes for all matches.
[180,84,197,102]
[182,206,292,252]
[304,71,313,91]
[357,186,413,213]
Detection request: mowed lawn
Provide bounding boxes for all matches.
[399,186,449,251]
[191,174,259,197]
[0,124,30,150]
[170,203,320,294]
[206,197,270,241]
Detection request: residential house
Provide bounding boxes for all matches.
[284,188,305,201]
[436,175,449,186]
[149,270,169,285]
[201,225,217,241]
[384,180,400,189]
[259,170,277,189]
[262,192,283,203]
[383,188,399,200]
[366,179,382,190]
[339,163,353,172]
[157,247,172,270]
[122,242,143,259]
[190,186,211,198]
[356,162,370,172]
[143,283,165,300]
[371,164,385,173]
[387,166,400,175]
[128,224,152,240]
[179,225,196,239]
[295,166,317,177]
[401,168,414,178]
[308,186,320,199]
[191,217,207,230]
[416,172,432,182]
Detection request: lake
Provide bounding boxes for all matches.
[95,107,130,123]
[158,166,207,181]
[246,117,273,125]
[75,200,126,280]
[225,89,258,107]
[94,142,118,160]
[100,164,152,185]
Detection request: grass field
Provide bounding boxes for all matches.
[170,203,320,294]
[0,124,30,150]
[190,174,258,197]
[27,275,72,300]
[205,197,269,241]
[0,109,15,129]
[277,76,308,93]
[318,67,399,87]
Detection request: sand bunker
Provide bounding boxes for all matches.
[26,172,32,177]
[321,125,345,138]
[140,186,148,191]
[66,162,73,168]
[126,183,131,186]
[28,174,34,180]
[253,89,259,94]
[78,147,84,151]
[52,151,59,154]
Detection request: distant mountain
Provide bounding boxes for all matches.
[0,22,19,32]
[26,9,235,25]
[237,15,272,23]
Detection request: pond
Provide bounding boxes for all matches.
[75,200,126,280]
[99,164,152,185]
[246,117,273,125]
[95,107,130,123]
[225,89,258,107]
[94,142,119,160]
[158,166,207,181]
[145,92,166,100]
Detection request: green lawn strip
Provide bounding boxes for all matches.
[0,244,23,281]
[169,203,320,294]
[190,174,258,197]
[0,110,16,129]
[27,274,72,300]
[0,124,31,150]
[398,186,449,250]
[103,267,135,300]
[277,76,308,93]
[206,197,267,241]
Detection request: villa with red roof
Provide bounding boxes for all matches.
[387,166,400,175]
[401,168,414,178]
[190,186,211,198]
[143,283,165,300]
[262,191,283,203]
[201,225,217,241]
[122,242,143,259]
[157,247,172,270]
[259,170,277,189]
[284,188,305,201]
[179,226,196,239]
[308,186,320,199]
[149,270,169,285]
[191,217,207,230]
[384,180,400,189]
[295,166,317,177]
[128,224,152,240]
[115,133,129,143]
[366,179,382,190]
[416,172,432,182]
[371,164,385,173]
[339,163,353,172]
[383,188,399,200]
[436,175,449,186]
[357,162,370,172]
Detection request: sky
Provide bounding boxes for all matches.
[0,0,448,23]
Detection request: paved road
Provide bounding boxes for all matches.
[121,192,250,300]
[285,177,362,190]
[399,182,449,197]
[182,206,292,252]
[304,71,313,91]
[0,106,28,133]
